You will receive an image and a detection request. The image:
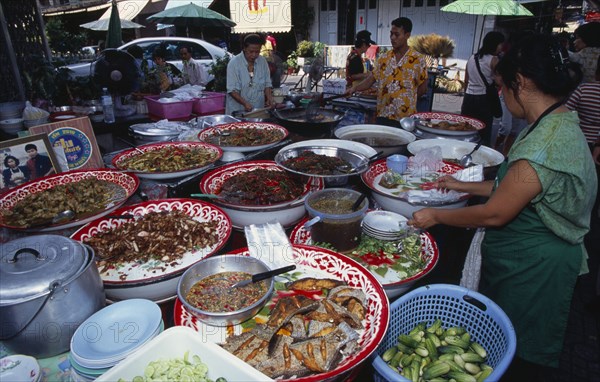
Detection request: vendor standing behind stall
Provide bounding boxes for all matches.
[346,17,427,127]
[346,30,375,87]
[226,34,273,114]
[409,34,597,381]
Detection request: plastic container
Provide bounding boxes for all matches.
[386,154,409,174]
[192,92,225,115]
[372,284,517,382]
[304,188,368,252]
[96,326,274,381]
[144,96,194,119]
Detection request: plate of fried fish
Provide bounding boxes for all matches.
[173,244,389,382]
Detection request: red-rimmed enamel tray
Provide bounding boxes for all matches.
[0,169,139,232]
[362,159,465,203]
[173,244,389,382]
[71,199,232,290]
[412,112,485,136]
[199,160,322,210]
[198,122,289,153]
[111,141,222,180]
[289,216,438,298]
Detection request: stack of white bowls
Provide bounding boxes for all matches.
[362,210,409,241]
[69,299,163,381]
[0,101,25,135]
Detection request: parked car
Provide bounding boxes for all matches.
[66,37,231,82]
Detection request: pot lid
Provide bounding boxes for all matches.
[0,235,89,304]
[129,122,187,137]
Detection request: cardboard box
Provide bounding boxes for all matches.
[323,78,347,95]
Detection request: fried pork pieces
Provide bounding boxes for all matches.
[221,278,366,379]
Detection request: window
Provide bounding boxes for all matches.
[369,0,376,9]
[427,0,436,6]
[329,0,336,10]
[415,0,424,7]
[358,0,365,9]
[440,0,449,5]
[403,0,411,7]
[321,0,327,11]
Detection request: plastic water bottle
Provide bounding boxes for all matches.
[101,88,115,124]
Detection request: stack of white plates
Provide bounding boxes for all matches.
[362,210,409,241]
[69,299,163,380]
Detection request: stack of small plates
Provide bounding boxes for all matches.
[362,210,409,241]
[69,299,163,381]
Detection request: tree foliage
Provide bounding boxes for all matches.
[45,18,88,55]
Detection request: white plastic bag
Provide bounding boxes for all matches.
[22,101,49,121]
[408,146,444,177]
[460,228,485,291]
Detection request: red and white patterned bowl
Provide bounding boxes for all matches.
[71,198,232,302]
[111,141,222,180]
[198,122,289,153]
[0,169,139,231]
[173,244,390,382]
[199,160,323,229]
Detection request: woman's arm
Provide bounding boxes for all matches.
[435,176,494,197]
[409,160,542,229]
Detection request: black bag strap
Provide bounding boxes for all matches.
[474,55,492,88]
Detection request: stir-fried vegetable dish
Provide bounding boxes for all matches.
[117,146,219,172]
[282,151,353,175]
[186,271,269,312]
[1,178,115,227]
[316,234,426,279]
[87,210,219,272]
[217,169,304,205]
[205,127,284,147]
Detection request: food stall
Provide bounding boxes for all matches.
[0,86,516,382]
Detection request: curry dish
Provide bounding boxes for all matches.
[117,146,219,172]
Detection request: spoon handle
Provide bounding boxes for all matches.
[252,264,297,283]
[469,142,482,155]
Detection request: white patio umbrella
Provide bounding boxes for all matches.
[80,19,144,31]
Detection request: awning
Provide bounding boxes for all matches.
[229,0,292,33]
[45,3,110,16]
[99,0,150,20]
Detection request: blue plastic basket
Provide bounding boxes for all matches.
[372,284,516,382]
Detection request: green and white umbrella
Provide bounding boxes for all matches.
[441,0,533,17]
[147,2,236,28]
[81,18,144,31]
[106,0,123,49]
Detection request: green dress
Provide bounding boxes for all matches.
[480,111,597,368]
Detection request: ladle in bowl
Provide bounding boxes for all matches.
[216,264,297,289]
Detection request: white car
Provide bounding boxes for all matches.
[66,37,230,81]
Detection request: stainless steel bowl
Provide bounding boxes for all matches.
[191,114,239,128]
[177,254,274,327]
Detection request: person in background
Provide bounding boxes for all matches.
[266,33,277,52]
[566,56,600,313]
[365,42,380,71]
[226,34,273,114]
[25,144,53,180]
[3,155,30,188]
[180,45,209,86]
[152,48,182,91]
[409,34,596,381]
[570,22,600,83]
[346,30,375,88]
[461,31,505,146]
[126,45,154,88]
[346,17,427,127]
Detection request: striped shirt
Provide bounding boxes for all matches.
[565,81,600,144]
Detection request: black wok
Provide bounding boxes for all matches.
[272,107,346,138]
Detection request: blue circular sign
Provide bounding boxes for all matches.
[48,127,93,170]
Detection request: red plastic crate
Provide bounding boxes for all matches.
[193,92,226,115]
[144,96,194,119]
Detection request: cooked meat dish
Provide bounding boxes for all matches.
[282,151,353,175]
[217,168,304,205]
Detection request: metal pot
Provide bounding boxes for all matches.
[334,124,416,157]
[128,123,183,145]
[0,235,105,358]
[231,109,274,123]
[272,107,345,138]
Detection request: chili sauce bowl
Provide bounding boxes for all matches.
[177,254,274,327]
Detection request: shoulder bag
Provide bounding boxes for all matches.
[474,55,502,118]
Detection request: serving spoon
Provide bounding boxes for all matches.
[459,142,482,167]
[27,209,75,228]
[230,264,296,288]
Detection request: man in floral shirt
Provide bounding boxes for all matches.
[347,17,427,127]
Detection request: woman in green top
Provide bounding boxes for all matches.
[409,34,597,380]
